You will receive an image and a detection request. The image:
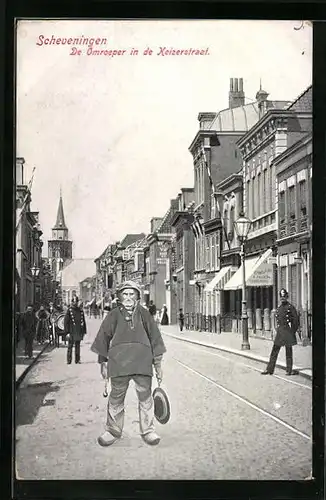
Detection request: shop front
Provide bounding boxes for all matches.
[223,248,274,337]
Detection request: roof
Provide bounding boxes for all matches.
[61,259,96,288]
[120,233,146,248]
[287,85,312,112]
[53,195,68,230]
[208,100,290,133]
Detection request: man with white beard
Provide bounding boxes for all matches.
[91,281,166,447]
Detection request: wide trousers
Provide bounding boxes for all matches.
[67,338,81,363]
[266,344,293,374]
[106,375,155,438]
[24,333,34,358]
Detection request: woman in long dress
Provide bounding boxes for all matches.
[160,305,169,325]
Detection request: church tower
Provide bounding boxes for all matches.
[48,190,72,275]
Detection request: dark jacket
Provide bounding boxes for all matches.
[21,311,37,336]
[91,303,166,378]
[64,306,87,341]
[274,301,299,347]
[148,304,157,316]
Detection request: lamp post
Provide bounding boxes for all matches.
[233,211,252,350]
[31,263,40,307]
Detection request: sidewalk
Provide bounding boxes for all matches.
[161,325,312,380]
[15,317,102,388]
[15,338,50,388]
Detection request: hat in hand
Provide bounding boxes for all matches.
[153,386,171,425]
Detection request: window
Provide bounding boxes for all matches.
[257,173,261,216]
[206,235,210,271]
[280,266,287,290]
[289,264,297,307]
[252,177,256,218]
[263,169,267,213]
[229,206,235,240]
[288,185,296,219]
[212,234,216,270]
[279,191,286,224]
[246,181,250,218]
[299,180,307,216]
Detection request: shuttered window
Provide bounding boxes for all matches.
[288,264,297,307]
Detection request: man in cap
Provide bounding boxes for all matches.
[262,288,299,376]
[64,296,87,364]
[91,280,166,447]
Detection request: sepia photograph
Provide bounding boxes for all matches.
[15,19,312,481]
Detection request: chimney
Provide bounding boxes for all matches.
[229,78,245,109]
[16,157,25,186]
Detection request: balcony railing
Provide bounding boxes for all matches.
[279,216,310,239]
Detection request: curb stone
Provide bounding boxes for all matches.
[16,342,50,389]
[163,332,312,381]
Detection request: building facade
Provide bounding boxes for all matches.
[189,78,265,330]
[233,84,312,338]
[275,132,312,341]
[171,189,196,327]
[16,157,44,312]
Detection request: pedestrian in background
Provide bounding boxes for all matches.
[91,280,166,447]
[21,304,37,359]
[262,288,299,376]
[64,296,87,364]
[36,305,50,344]
[178,308,185,332]
[160,305,169,325]
[148,300,157,317]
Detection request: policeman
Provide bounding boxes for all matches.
[262,288,299,376]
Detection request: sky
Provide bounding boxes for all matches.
[16,20,312,259]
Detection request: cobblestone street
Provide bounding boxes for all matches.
[15,317,312,480]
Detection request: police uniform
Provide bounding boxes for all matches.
[262,289,299,376]
[64,298,87,364]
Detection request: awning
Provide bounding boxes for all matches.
[224,249,273,290]
[204,266,236,292]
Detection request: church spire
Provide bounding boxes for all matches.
[53,190,67,229]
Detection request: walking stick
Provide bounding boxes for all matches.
[103,377,108,398]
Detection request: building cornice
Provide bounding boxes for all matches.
[237,109,311,151]
[188,130,217,154]
[273,133,312,168]
[171,211,194,228]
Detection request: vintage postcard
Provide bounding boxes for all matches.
[15,19,313,481]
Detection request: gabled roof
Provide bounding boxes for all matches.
[120,233,146,248]
[287,85,312,112]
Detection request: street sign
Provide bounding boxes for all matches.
[267,257,277,265]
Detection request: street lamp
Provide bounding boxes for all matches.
[31,263,40,306]
[233,211,252,350]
